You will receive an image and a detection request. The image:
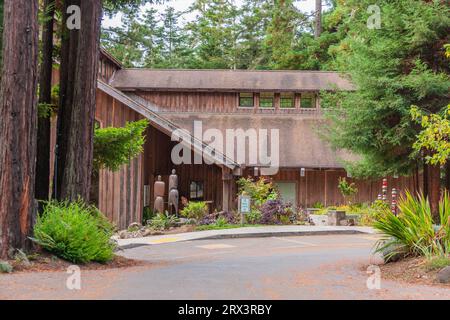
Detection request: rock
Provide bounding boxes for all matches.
[128,222,142,231]
[339,219,349,226]
[328,210,346,226]
[381,241,404,263]
[142,229,154,237]
[437,266,450,284]
[118,230,129,239]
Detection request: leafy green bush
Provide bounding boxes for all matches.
[149,212,178,230]
[312,202,324,209]
[246,209,262,224]
[31,201,116,264]
[237,177,278,207]
[180,201,208,220]
[374,191,450,261]
[338,177,358,204]
[0,261,13,273]
[94,119,149,172]
[142,206,156,225]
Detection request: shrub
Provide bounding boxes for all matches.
[32,201,116,264]
[237,177,278,206]
[214,216,228,228]
[246,209,262,224]
[94,119,149,172]
[338,177,358,204]
[180,201,208,220]
[360,200,390,226]
[149,212,178,230]
[0,261,13,273]
[312,202,324,209]
[374,191,450,261]
[260,200,293,225]
[142,206,156,225]
[425,256,450,272]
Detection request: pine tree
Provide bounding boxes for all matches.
[186,0,239,69]
[322,0,450,214]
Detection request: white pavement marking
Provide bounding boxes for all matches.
[272,237,317,247]
[196,244,236,250]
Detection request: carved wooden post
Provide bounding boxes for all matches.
[154,175,165,214]
[168,169,179,216]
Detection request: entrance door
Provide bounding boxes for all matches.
[275,182,297,207]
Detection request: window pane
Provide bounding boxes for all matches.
[260,92,274,108]
[280,96,294,108]
[301,96,315,108]
[239,93,254,107]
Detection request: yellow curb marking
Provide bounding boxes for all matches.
[150,237,180,244]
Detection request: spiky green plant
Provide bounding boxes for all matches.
[374,191,450,261]
[31,200,116,264]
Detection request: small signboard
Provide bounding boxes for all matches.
[239,195,251,214]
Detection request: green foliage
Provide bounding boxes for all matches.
[31,201,116,264]
[237,177,278,207]
[142,206,156,225]
[411,105,450,166]
[322,0,450,179]
[99,0,337,70]
[149,212,178,230]
[0,261,13,273]
[424,256,450,272]
[312,202,325,209]
[180,201,208,220]
[338,177,358,204]
[374,191,450,261]
[246,209,262,225]
[94,119,148,172]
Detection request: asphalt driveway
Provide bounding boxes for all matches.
[1,234,449,300]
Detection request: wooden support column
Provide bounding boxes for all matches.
[222,167,233,212]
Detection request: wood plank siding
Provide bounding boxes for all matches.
[243,168,421,208]
[95,89,145,229]
[135,91,321,115]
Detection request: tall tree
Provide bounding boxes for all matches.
[0,0,39,258]
[102,8,146,67]
[187,0,239,69]
[314,0,322,38]
[322,0,450,215]
[262,0,303,69]
[237,0,271,69]
[56,0,102,201]
[36,0,55,204]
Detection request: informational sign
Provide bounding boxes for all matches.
[239,195,251,214]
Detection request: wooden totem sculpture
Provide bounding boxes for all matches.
[168,169,179,216]
[153,175,165,214]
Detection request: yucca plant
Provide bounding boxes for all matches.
[374,191,450,261]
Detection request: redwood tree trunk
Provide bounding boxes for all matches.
[35,0,55,204]
[314,0,322,39]
[56,0,102,201]
[423,162,441,219]
[445,162,450,192]
[0,0,39,258]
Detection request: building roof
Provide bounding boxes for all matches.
[157,113,358,169]
[109,69,354,92]
[97,80,239,170]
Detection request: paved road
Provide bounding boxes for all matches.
[1,234,450,299]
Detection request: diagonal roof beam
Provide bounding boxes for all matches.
[97,80,238,170]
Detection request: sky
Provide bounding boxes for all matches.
[102,0,323,28]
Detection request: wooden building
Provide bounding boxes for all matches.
[78,50,420,228]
